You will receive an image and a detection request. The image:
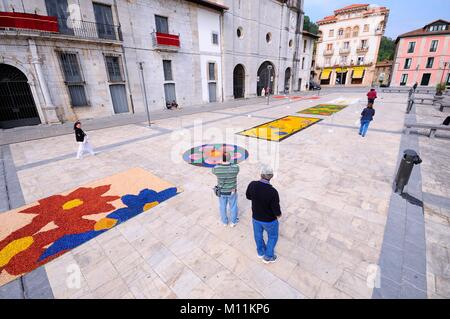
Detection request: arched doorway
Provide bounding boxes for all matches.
[284,67,291,93]
[0,64,41,129]
[257,61,275,96]
[233,64,245,99]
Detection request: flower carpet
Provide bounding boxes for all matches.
[237,115,322,142]
[297,104,348,116]
[183,144,249,168]
[0,167,179,287]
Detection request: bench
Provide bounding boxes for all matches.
[405,122,450,138]
[413,96,444,105]
[439,101,450,112]
[382,88,409,93]
[415,89,435,94]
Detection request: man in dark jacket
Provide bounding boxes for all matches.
[246,165,281,264]
[359,104,375,137]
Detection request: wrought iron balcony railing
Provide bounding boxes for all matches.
[323,49,334,56]
[0,12,122,42]
[356,46,369,53]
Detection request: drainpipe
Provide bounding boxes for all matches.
[28,39,60,124]
[276,2,285,95]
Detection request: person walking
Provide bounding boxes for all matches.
[246,165,281,264]
[359,104,375,137]
[74,121,96,159]
[367,88,377,106]
[413,82,418,91]
[212,152,240,227]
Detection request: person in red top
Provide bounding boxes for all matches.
[367,88,377,106]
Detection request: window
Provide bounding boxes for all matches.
[363,24,369,32]
[59,52,88,107]
[357,56,364,65]
[429,24,448,31]
[338,28,344,36]
[326,43,333,51]
[340,56,347,64]
[208,62,216,102]
[421,73,431,86]
[105,56,124,82]
[344,27,351,38]
[163,60,173,81]
[343,41,350,49]
[289,39,293,47]
[212,32,219,45]
[325,57,331,66]
[446,73,450,86]
[155,15,169,34]
[45,0,73,35]
[426,57,434,68]
[361,39,368,48]
[400,74,408,86]
[266,32,272,43]
[237,27,243,38]
[208,62,216,81]
[352,26,359,37]
[93,3,115,40]
[303,39,307,53]
[404,58,412,69]
[302,57,305,69]
[407,42,416,53]
[430,40,438,52]
[329,29,334,37]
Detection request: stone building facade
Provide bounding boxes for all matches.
[297,30,319,91]
[0,0,304,129]
[314,4,389,87]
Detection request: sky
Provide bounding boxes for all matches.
[304,0,450,39]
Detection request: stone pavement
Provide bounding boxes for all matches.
[0,90,449,299]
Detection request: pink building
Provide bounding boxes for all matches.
[391,20,450,88]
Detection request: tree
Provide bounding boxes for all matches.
[303,15,319,35]
[378,36,396,62]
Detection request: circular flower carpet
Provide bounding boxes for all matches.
[183,144,249,168]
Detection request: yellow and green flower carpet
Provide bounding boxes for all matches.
[298,104,348,116]
[237,115,322,142]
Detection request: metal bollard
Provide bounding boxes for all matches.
[394,149,422,194]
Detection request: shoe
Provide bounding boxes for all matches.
[223,223,228,227]
[263,255,277,264]
[257,254,264,259]
[230,223,237,227]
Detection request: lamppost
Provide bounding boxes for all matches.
[267,65,273,105]
[138,62,151,127]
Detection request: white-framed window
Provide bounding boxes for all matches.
[329,29,334,37]
[430,40,439,52]
[363,24,369,32]
[426,57,434,68]
[357,56,364,65]
[404,58,412,69]
[400,74,408,86]
[407,42,416,53]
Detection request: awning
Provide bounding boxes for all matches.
[352,67,365,79]
[335,68,348,73]
[320,69,332,80]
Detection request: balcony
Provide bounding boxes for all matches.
[0,11,58,32]
[356,46,369,53]
[323,49,334,56]
[339,48,351,55]
[152,31,180,51]
[0,12,122,43]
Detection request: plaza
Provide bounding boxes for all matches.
[1,89,449,299]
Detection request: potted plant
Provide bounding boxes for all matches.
[436,82,446,96]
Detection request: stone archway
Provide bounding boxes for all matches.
[0,64,41,129]
[256,61,275,96]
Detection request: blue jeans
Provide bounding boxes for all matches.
[219,192,238,224]
[359,120,371,137]
[252,218,279,259]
